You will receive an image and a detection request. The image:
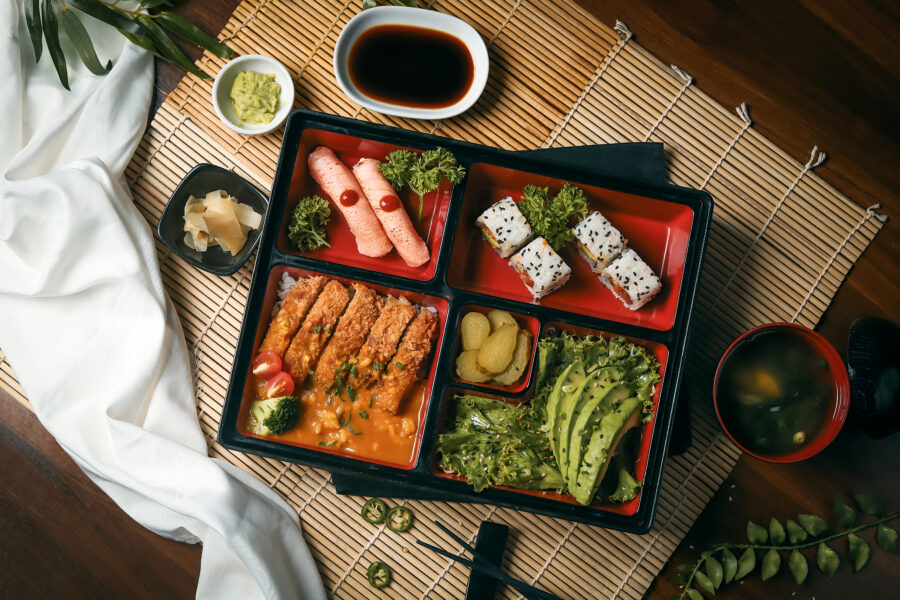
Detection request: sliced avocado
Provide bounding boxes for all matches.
[572,395,642,505]
[546,359,586,463]
[566,382,631,487]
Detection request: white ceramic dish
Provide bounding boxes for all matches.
[212,55,295,135]
[333,6,489,120]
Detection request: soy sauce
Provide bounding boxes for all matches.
[348,25,474,109]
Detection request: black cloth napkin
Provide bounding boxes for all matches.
[332,141,692,498]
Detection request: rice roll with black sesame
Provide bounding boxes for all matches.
[509,237,572,300]
[572,211,625,273]
[475,197,533,258]
[601,248,662,310]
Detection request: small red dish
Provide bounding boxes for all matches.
[432,320,669,516]
[447,162,693,331]
[238,264,449,470]
[713,323,850,463]
[277,129,452,282]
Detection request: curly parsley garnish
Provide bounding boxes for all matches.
[517,183,589,251]
[378,147,466,221]
[287,195,331,252]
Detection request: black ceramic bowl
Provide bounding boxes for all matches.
[158,164,268,276]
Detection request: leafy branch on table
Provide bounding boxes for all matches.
[672,492,899,599]
[25,0,235,90]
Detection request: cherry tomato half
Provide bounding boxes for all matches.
[266,371,295,398]
[251,350,283,378]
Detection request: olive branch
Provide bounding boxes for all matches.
[24,0,235,90]
[672,492,899,599]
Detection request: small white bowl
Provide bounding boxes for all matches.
[333,7,489,120]
[212,55,295,135]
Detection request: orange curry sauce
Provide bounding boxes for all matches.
[249,377,425,466]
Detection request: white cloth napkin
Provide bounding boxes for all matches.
[0,4,326,599]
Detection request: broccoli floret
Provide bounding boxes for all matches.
[248,396,300,436]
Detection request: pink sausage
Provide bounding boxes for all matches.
[352,158,430,268]
[307,146,393,258]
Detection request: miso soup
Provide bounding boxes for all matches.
[717,329,836,457]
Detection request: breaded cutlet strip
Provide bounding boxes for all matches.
[349,296,417,389]
[374,309,438,415]
[312,284,384,390]
[283,280,350,385]
[258,275,326,357]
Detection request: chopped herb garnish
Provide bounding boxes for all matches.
[395,362,406,370]
[378,147,466,221]
[350,365,358,377]
[318,440,337,447]
[347,424,362,435]
[347,386,358,401]
[308,370,315,376]
[373,362,384,371]
[336,407,343,420]
[313,325,322,334]
[369,396,375,408]
[517,182,589,251]
[340,413,351,427]
[359,410,369,419]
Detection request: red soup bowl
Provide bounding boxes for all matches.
[713,323,850,463]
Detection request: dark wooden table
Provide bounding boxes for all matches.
[2,1,898,598]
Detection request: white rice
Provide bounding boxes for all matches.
[475,196,533,258]
[509,237,572,300]
[601,248,662,310]
[572,211,625,273]
[271,271,298,316]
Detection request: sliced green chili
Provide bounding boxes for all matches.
[366,561,392,588]
[385,506,414,532]
[373,362,384,371]
[395,362,406,370]
[360,498,387,524]
[347,385,358,401]
[313,325,322,333]
[359,410,369,419]
[347,424,362,435]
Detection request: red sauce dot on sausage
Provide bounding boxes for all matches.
[379,195,401,212]
[339,190,359,207]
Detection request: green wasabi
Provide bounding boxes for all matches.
[230,70,281,124]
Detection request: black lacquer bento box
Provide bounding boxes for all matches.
[218,110,713,534]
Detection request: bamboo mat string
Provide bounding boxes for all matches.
[542,20,632,148]
[487,0,524,45]
[707,145,827,313]
[298,474,331,514]
[791,203,888,323]
[296,0,355,82]
[644,65,693,141]
[700,103,752,190]
[531,521,578,588]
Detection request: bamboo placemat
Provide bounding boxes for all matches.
[1,1,887,598]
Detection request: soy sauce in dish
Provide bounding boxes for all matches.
[348,25,474,109]
[717,329,835,457]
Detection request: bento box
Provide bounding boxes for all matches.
[218,110,712,533]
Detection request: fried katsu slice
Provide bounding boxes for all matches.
[349,296,417,389]
[312,284,385,390]
[283,280,350,385]
[259,275,326,357]
[374,309,439,414]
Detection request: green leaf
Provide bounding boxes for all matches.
[26,0,42,61]
[693,570,715,595]
[760,549,781,581]
[393,0,419,6]
[768,517,786,544]
[746,520,768,544]
[797,514,828,537]
[788,549,808,584]
[848,533,870,572]
[69,0,142,33]
[675,563,694,573]
[816,542,839,578]
[134,14,211,80]
[721,549,737,584]
[60,8,112,75]
[876,524,898,553]
[685,590,702,600]
[735,547,755,580]
[833,498,857,529]
[786,518,808,543]
[362,0,378,8]
[705,555,723,589]
[156,12,236,59]
[672,574,688,586]
[851,492,885,517]
[41,0,69,90]
[140,0,176,8]
[118,29,166,60]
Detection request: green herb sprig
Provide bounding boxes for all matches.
[288,195,331,252]
[673,492,899,599]
[27,1,235,90]
[362,0,418,9]
[517,183,589,252]
[378,147,466,221]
